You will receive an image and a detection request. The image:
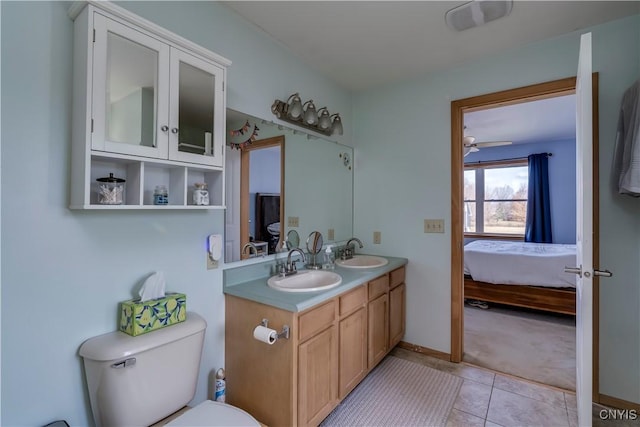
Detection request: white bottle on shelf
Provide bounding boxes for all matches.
[323,245,335,270]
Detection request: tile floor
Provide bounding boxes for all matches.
[391,347,640,427]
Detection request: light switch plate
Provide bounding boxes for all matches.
[328,228,335,240]
[288,216,299,227]
[373,231,381,244]
[424,219,445,233]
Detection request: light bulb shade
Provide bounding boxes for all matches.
[286,93,303,120]
[317,107,331,130]
[331,114,343,135]
[303,100,318,125]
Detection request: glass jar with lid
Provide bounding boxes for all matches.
[96,173,125,205]
[193,182,209,206]
[153,185,168,205]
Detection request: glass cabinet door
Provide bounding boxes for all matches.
[168,48,225,167]
[91,13,169,158]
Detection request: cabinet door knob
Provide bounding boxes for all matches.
[171,127,179,134]
[161,125,169,132]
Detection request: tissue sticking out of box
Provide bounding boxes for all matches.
[139,271,166,302]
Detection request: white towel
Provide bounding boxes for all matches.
[613,79,640,196]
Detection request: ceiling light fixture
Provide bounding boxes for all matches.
[271,93,344,136]
[445,0,513,32]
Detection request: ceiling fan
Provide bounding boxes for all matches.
[463,135,512,157]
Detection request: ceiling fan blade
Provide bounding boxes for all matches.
[474,141,512,147]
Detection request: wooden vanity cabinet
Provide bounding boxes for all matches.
[389,267,406,348]
[225,265,406,427]
[338,285,367,399]
[367,275,389,369]
[297,301,339,426]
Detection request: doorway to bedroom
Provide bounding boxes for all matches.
[449,76,601,394]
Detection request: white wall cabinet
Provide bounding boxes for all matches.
[69,2,230,209]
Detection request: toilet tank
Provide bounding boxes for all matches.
[79,312,207,427]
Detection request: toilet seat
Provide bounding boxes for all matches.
[166,400,260,427]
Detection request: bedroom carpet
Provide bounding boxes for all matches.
[321,355,462,426]
[463,304,576,391]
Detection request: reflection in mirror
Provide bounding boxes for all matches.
[106,32,157,147]
[238,137,284,260]
[286,230,300,250]
[224,109,354,263]
[177,61,215,155]
[306,231,324,270]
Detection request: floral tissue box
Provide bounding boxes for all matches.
[119,293,186,336]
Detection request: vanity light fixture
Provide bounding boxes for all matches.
[286,93,303,120]
[302,100,318,125]
[271,93,344,136]
[317,107,332,131]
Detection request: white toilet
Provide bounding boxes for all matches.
[79,312,259,427]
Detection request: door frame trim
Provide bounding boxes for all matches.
[450,75,600,399]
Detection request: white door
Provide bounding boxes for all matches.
[574,32,595,426]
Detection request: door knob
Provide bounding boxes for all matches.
[171,127,179,134]
[161,125,169,132]
[594,269,613,278]
[564,266,582,277]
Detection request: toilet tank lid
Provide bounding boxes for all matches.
[79,312,206,362]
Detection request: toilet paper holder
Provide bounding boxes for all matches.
[260,318,290,340]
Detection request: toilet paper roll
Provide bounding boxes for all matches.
[253,325,278,345]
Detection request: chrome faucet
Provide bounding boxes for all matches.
[281,248,306,276]
[242,242,259,258]
[342,237,364,260]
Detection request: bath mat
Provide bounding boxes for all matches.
[321,355,463,426]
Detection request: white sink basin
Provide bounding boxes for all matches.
[267,270,342,293]
[335,255,389,269]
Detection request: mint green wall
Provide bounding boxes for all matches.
[353,14,640,403]
[0,2,350,425]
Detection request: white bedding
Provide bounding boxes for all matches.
[463,240,577,288]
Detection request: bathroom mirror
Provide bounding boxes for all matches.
[286,230,300,250]
[106,32,157,147]
[305,231,324,269]
[224,109,354,263]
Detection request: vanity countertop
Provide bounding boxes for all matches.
[223,256,408,312]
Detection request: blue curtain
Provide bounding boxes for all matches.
[525,153,552,243]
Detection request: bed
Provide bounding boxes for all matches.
[463,240,577,315]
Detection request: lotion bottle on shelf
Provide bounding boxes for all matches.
[323,245,335,270]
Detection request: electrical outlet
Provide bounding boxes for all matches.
[328,228,335,240]
[287,216,299,227]
[207,254,218,270]
[424,219,445,233]
[373,231,381,244]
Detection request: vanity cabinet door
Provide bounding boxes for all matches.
[389,283,406,348]
[339,307,367,399]
[298,325,338,427]
[168,48,225,167]
[368,293,389,369]
[92,13,170,158]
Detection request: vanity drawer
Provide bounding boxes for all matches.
[390,267,406,289]
[298,300,336,342]
[368,275,389,300]
[339,285,366,317]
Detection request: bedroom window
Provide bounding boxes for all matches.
[464,159,528,236]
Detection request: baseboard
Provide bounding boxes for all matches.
[599,394,640,411]
[397,341,451,361]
